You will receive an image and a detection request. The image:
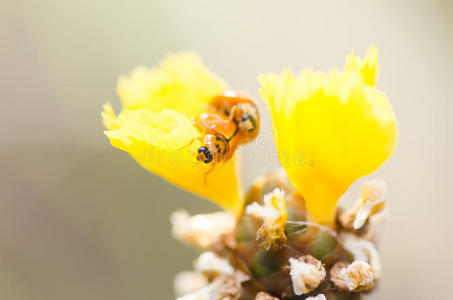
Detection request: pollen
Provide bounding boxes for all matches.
[245,188,288,251]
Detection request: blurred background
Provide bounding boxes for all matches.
[1,0,452,299]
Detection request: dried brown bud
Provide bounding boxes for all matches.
[215,275,242,300]
[338,208,358,230]
[256,224,287,251]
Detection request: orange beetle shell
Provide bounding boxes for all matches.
[196,111,238,140]
[209,91,260,144]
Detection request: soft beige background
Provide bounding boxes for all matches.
[1,0,452,299]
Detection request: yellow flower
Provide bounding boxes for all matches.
[116,53,226,117]
[259,46,397,225]
[102,54,243,213]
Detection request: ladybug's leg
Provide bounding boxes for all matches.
[203,162,216,186]
[178,136,203,151]
[192,120,205,132]
[178,118,206,151]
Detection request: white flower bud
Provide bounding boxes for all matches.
[340,232,381,278]
[330,261,374,292]
[194,251,234,277]
[289,255,326,295]
[354,179,387,229]
[306,294,326,300]
[174,271,208,297]
[170,210,235,249]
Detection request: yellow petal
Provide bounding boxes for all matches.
[345,45,379,86]
[259,46,397,225]
[117,53,227,117]
[102,104,243,214]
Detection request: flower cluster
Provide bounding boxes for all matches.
[103,46,397,299]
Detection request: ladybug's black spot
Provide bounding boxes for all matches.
[197,146,212,164]
[205,150,213,161]
[198,146,208,153]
